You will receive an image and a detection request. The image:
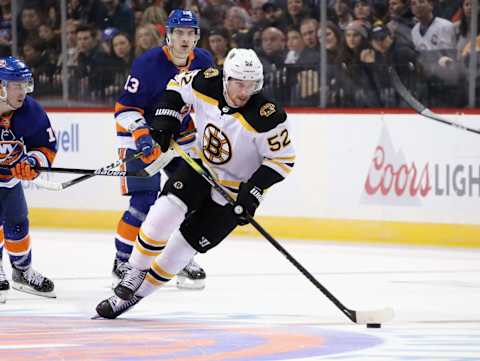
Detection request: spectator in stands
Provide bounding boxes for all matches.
[207,27,231,66]
[38,23,60,55]
[284,27,305,64]
[142,5,168,26]
[352,0,373,28]
[134,23,162,57]
[387,0,415,43]
[339,20,380,106]
[284,0,311,28]
[258,26,289,103]
[410,0,462,106]
[0,0,12,56]
[455,0,479,59]
[18,5,43,48]
[224,6,252,48]
[73,24,110,99]
[100,27,120,55]
[262,1,287,31]
[202,0,234,28]
[298,18,319,64]
[95,0,135,37]
[334,0,354,31]
[22,38,56,95]
[68,0,99,26]
[105,32,134,99]
[45,1,60,30]
[361,21,417,106]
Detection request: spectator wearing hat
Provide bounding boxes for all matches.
[334,0,354,31]
[207,27,231,66]
[360,21,418,106]
[262,1,288,31]
[339,20,380,106]
[100,27,120,55]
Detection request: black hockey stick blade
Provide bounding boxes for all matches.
[389,66,480,135]
[172,141,394,325]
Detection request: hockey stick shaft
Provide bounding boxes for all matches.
[172,142,363,323]
[390,67,480,135]
[36,166,149,177]
[33,150,145,191]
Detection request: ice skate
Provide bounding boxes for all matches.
[12,267,55,298]
[0,262,9,303]
[114,266,147,301]
[176,259,206,290]
[95,294,143,319]
[111,258,132,289]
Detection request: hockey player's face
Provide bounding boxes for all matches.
[5,81,30,109]
[226,79,257,107]
[170,28,197,57]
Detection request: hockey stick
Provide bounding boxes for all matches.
[389,66,480,135]
[172,141,394,325]
[32,148,173,191]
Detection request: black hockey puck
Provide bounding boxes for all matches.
[366,323,381,328]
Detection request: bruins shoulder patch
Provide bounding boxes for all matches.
[259,102,276,117]
[203,67,220,78]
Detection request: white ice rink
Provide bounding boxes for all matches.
[1,229,479,360]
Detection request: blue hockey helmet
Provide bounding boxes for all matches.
[166,9,199,31]
[166,9,200,48]
[0,56,34,100]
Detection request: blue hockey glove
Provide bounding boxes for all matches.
[132,127,160,164]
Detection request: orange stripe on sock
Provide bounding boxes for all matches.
[5,235,31,254]
[116,220,139,241]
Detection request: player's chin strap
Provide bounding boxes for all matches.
[171,140,394,326]
[32,146,175,191]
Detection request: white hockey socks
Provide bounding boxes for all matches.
[137,229,197,298]
[129,194,186,270]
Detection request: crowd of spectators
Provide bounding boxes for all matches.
[1,0,479,107]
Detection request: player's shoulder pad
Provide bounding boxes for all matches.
[194,48,214,64]
[132,47,166,69]
[191,67,223,99]
[240,94,287,132]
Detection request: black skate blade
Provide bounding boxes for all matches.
[12,284,56,298]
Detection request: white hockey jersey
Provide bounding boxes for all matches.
[411,17,456,51]
[164,67,295,203]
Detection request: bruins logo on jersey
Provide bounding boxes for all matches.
[203,68,220,78]
[203,123,232,165]
[260,103,276,117]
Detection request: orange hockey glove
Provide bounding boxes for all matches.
[11,156,39,180]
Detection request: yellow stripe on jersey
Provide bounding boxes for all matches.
[231,113,256,133]
[192,89,219,106]
[264,159,294,174]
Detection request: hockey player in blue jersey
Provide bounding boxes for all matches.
[112,9,214,290]
[0,56,57,303]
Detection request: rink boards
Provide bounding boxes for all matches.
[25,111,480,247]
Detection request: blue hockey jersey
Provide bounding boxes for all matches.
[114,46,214,149]
[0,96,57,188]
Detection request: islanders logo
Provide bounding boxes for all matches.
[0,140,24,166]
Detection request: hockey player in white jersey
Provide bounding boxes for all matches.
[95,48,296,319]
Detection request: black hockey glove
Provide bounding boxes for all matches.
[234,182,263,226]
[150,129,173,152]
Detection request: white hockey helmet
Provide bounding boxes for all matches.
[223,48,264,95]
